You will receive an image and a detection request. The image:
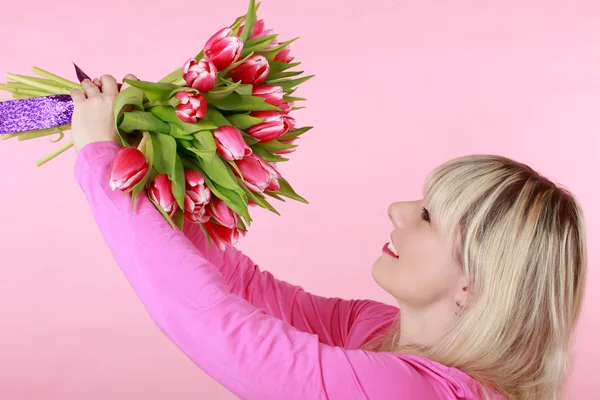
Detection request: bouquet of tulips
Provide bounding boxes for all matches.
[0,0,313,249]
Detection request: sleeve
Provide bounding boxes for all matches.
[182,220,396,348]
[72,141,445,400]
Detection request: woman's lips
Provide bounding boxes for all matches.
[382,242,399,258]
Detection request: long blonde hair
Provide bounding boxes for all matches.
[362,155,587,400]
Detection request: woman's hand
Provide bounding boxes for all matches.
[70,74,138,153]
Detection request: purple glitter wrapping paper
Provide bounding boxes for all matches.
[0,95,74,134]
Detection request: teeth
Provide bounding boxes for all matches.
[388,242,399,256]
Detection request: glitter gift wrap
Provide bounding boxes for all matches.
[0,95,73,134]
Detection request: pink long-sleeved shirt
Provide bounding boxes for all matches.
[73,141,490,400]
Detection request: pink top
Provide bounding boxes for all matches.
[73,141,491,400]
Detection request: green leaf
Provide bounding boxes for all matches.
[267,61,302,77]
[238,180,280,215]
[242,132,261,146]
[205,108,232,127]
[113,87,145,143]
[282,95,306,102]
[118,111,171,134]
[239,0,257,42]
[198,154,240,191]
[203,176,251,223]
[205,92,281,112]
[168,124,194,140]
[233,83,253,96]
[266,70,304,82]
[123,79,180,103]
[251,146,289,162]
[174,209,185,231]
[275,177,308,204]
[208,80,242,100]
[187,130,218,161]
[130,132,154,211]
[278,126,313,141]
[148,131,178,177]
[149,105,216,133]
[158,67,183,83]
[268,75,314,91]
[255,140,298,153]
[171,155,186,210]
[259,37,299,62]
[241,34,278,56]
[264,191,286,202]
[226,113,265,130]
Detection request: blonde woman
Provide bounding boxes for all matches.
[69,74,587,399]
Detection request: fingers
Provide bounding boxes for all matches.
[100,74,119,97]
[120,74,139,92]
[93,78,102,88]
[70,88,86,106]
[81,79,101,97]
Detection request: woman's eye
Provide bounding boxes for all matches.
[421,207,431,222]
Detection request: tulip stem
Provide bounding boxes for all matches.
[36,139,73,167]
[14,125,71,141]
[137,131,150,151]
[31,67,81,90]
[5,73,70,95]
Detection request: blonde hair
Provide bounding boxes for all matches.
[362,155,587,400]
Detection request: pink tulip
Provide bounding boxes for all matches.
[279,101,294,114]
[182,58,217,92]
[247,110,296,142]
[203,221,244,251]
[237,19,273,39]
[149,174,178,217]
[234,153,280,193]
[109,147,149,191]
[175,91,207,124]
[263,162,281,192]
[203,27,244,71]
[207,198,238,229]
[274,45,294,63]
[183,169,211,223]
[229,54,270,86]
[252,85,284,107]
[213,126,252,161]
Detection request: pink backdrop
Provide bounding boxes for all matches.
[1,0,598,398]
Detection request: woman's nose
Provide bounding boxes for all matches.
[388,201,421,228]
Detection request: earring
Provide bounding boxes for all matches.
[455,300,461,316]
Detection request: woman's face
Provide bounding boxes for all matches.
[372,200,467,310]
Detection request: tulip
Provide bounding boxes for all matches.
[203,221,244,251]
[183,169,211,223]
[234,154,271,192]
[182,58,217,92]
[279,101,294,114]
[274,44,294,63]
[237,19,273,39]
[229,54,270,86]
[207,198,238,229]
[150,174,178,217]
[252,85,284,107]
[175,91,207,124]
[213,126,252,161]
[263,162,282,192]
[203,27,243,71]
[235,153,280,193]
[247,110,296,142]
[109,147,149,191]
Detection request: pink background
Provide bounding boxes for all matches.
[1,0,598,398]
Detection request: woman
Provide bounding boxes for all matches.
[69,74,587,400]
